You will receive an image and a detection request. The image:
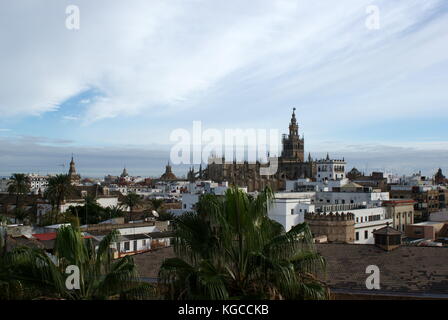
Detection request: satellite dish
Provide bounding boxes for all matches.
[152,210,159,217]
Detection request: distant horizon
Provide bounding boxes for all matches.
[0,148,446,179]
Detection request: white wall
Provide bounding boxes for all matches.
[118,225,159,235]
[97,197,119,208]
[181,193,200,212]
[316,191,389,205]
[268,192,315,232]
[112,238,151,254]
[430,210,448,222]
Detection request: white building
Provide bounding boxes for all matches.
[315,155,346,183]
[37,196,118,219]
[180,193,200,213]
[268,182,392,244]
[286,177,351,192]
[268,192,315,232]
[87,224,172,258]
[27,174,50,194]
[315,189,389,206]
[108,184,163,198]
[171,181,248,216]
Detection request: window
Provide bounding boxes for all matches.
[124,242,130,251]
[356,217,359,223]
[291,209,294,215]
[364,230,368,239]
[116,242,121,252]
[142,239,146,246]
[356,232,359,241]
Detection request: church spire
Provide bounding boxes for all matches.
[68,154,80,184]
[69,154,76,174]
[289,107,298,137]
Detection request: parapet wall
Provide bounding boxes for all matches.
[305,212,355,221]
[305,212,355,243]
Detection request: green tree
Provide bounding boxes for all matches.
[67,203,124,225]
[2,225,153,300]
[104,205,125,220]
[45,174,73,221]
[13,208,29,225]
[159,186,328,300]
[122,193,142,213]
[149,198,164,212]
[7,173,31,223]
[157,211,174,221]
[0,230,25,299]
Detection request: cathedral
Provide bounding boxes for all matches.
[191,108,317,192]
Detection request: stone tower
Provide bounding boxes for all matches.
[305,212,355,243]
[281,108,305,161]
[68,155,80,184]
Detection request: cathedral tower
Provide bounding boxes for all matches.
[281,108,305,161]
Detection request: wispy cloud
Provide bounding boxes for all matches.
[1,0,447,125]
[62,115,79,121]
[0,0,447,166]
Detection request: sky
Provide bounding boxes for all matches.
[0,0,447,178]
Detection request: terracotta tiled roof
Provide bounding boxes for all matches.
[315,243,448,297]
[133,247,175,278]
[373,226,402,236]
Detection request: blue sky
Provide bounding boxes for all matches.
[0,0,448,177]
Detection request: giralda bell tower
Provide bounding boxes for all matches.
[281,108,305,161]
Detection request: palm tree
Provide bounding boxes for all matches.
[0,215,8,226]
[159,186,328,300]
[0,230,26,299]
[122,192,142,213]
[45,174,73,221]
[105,205,125,220]
[13,208,29,225]
[2,225,154,300]
[7,173,30,223]
[149,198,164,213]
